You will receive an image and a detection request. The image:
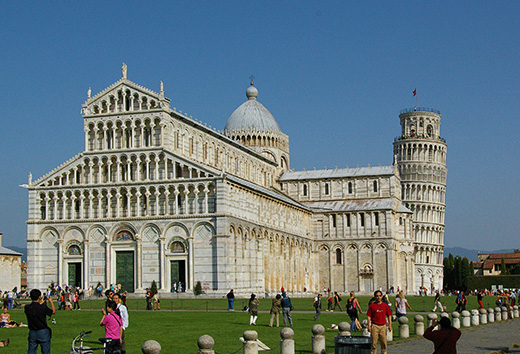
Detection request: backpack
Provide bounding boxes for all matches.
[338,296,342,302]
[347,299,355,313]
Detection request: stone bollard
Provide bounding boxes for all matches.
[487,308,495,323]
[427,313,438,327]
[338,322,351,337]
[479,309,487,324]
[311,324,326,354]
[243,330,259,354]
[440,312,449,319]
[451,312,460,329]
[398,316,409,338]
[414,315,424,336]
[280,327,294,354]
[501,306,508,320]
[197,335,215,354]
[514,305,519,318]
[471,310,479,326]
[495,307,502,321]
[461,310,471,327]
[361,319,370,337]
[142,340,162,354]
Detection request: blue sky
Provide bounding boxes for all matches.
[1,2,518,250]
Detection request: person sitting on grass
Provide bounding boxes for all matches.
[0,339,9,347]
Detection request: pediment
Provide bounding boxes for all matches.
[81,78,170,117]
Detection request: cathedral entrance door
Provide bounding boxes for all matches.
[364,277,373,292]
[171,260,186,292]
[68,262,82,287]
[116,251,135,292]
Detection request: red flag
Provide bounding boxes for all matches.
[413,88,417,96]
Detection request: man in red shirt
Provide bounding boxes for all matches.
[423,317,461,354]
[366,290,392,354]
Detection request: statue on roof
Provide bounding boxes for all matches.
[122,63,128,79]
[87,87,91,99]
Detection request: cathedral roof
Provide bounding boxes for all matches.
[279,165,397,181]
[304,198,412,213]
[224,83,281,134]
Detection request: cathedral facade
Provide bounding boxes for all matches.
[24,66,446,294]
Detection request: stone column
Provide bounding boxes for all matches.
[487,308,495,323]
[83,240,90,290]
[451,312,460,329]
[495,307,502,321]
[414,315,424,335]
[338,322,350,337]
[136,235,143,290]
[501,306,508,320]
[280,328,294,354]
[243,330,258,354]
[159,237,166,291]
[197,335,214,354]
[142,340,161,354]
[398,316,409,338]
[188,237,194,290]
[57,239,64,285]
[427,313,437,327]
[311,324,325,354]
[479,308,487,324]
[105,239,111,287]
[461,310,471,327]
[471,310,479,326]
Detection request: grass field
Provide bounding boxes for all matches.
[0,294,500,353]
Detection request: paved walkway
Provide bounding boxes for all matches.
[387,318,520,354]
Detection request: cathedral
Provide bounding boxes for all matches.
[23,65,447,295]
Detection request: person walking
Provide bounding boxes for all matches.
[394,291,412,318]
[226,289,235,311]
[346,292,362,332]
[432,290,443,312]
[477,290,484,310]
[100,301,122,354]
[112,293,128,352]
[333,291,343,311]
[25,289,55,354]
[423,317,461,353]
[367,290,392,354]
[269,294,282,327]
[73,290,81,310]
[313,294,322,321]
[326,292,333,311]
[281,292,293,327]
[455,291,467,312]
[248,294,260,325]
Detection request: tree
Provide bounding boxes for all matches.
[461,257,469,290]
[469,261,475,276]
[500,257,509,275]
[194,281,203,295]
[150,280,158,295]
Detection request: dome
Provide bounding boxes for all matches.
[224,84,281,133]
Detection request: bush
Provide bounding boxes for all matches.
[194,281,203,295]
[466,275,520,290]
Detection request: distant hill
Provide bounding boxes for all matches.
[444,247,515,261]
[5,246,27,262]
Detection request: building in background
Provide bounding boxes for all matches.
[23,66,446,294]
[473,252,520,276]
[0,233,22,292]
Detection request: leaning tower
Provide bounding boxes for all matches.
[393,108,447,292]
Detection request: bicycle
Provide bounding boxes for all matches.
[70,331,124,354]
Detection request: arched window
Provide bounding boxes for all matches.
[374,213,379,226]
[324,183,329,195]
[373,180,378,193]
[336,248,342,264]
[348,182,353,194]
[303,184,308,196]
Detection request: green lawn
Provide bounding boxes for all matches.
[0,294,500,353]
